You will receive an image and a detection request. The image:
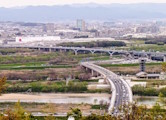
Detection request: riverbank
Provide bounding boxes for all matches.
[0,93,110,104]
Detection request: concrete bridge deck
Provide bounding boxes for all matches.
[1,45,166,61]
[80,62,133,114]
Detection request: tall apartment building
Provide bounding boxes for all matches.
[76,19,86,31]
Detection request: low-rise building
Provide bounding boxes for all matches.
[136,72,161,79]
[15,36,61,43]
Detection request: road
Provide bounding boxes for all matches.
[1,45,166,61]
[81,62,133,115]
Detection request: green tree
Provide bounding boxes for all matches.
[162,62,166,72]
[0,101,30,120]
[14,100,30,120]
[0,77,6,95]
[67,108,82,120]
[159,92,165,104]
[43,103,56,120]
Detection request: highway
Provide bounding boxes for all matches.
[1,45,166,61]
[0,44,164,115]
[81,62,133,115]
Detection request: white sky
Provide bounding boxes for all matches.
[1,0,166,8]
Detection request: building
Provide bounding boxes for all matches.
[140,58,146,72]
[76,19,86,31]
[136,72,160,79]
[136,58,161,80]
[43,23,55,33]
[15,36,61,43]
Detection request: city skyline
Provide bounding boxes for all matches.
[1,0,166,8]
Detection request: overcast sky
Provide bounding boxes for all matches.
[1,0,166,8]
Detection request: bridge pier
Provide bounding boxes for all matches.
[108,52,112,55]
[104,77,107,84]
[85,67,88,71]
[60,49,63,53]
[91,70,94,76]
[148,54,152,60]
[108,52,114,58]
[126,53,132,58]
[45,48,48,52]
[49,48,52,52]
[108,52,113,58]
[164,55,166,62]
[90,50,95,55]
[74,50,78,55]
[96,72,100,77]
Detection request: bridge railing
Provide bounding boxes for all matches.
[120,78,133,103]
[80,62,116,114]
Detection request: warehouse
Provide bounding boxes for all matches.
[15,36,61,43]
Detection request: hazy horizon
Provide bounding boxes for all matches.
[1,0,166,8]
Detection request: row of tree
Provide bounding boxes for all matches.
[58,41,126,48]
[1,101,166,120]
[132,85,166,96]
[6,81,88,93]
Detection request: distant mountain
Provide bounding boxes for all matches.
[0,3,166,22]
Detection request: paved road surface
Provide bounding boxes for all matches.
[81,62,133,115]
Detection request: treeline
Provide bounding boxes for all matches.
[5,80,109,93]
[0,52,77,64]
[6,81,88,93]
[121,36,166,45]
[132,85,166,96]
[2,101,166,120]
[0,68,89,81]
[144,36,166,45]
[145,41,166,45]
[67,103,166,120]
[58,41,126,48]
[0,48,33,55]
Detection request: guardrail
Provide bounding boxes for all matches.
[80,62,117,114]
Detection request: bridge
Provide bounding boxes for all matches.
[1,45,166,62]
[81,62,133,114]
[1,44,165,114]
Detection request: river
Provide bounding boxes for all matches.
[0,93,164,107]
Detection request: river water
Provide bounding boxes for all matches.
[0,93,163,106]
[0,93,110,105]
[134,96,163,107]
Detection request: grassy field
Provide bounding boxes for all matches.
[0,49,110,70]
[0,63,74,70]
[100,63,162,75]
[130,44,166,52]
[89,56,110,61]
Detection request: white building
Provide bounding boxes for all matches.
[15,36,61,43]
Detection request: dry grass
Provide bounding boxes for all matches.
[106,65,162,75]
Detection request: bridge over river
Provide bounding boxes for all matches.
[1,45,166,61]
[81,62,133,114]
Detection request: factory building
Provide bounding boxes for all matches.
[16,36,61,43]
